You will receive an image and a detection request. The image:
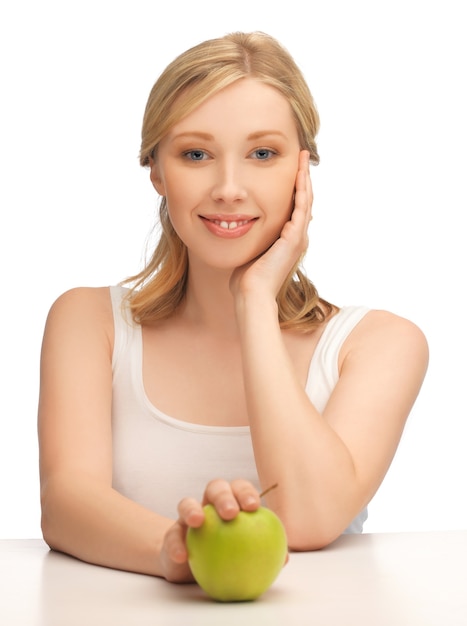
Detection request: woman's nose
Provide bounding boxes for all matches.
[210,160,248,203]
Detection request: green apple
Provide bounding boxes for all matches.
[186,504,288,602]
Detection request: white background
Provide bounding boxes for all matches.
[1,0,465,538]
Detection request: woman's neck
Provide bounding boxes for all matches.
[178,264,239,337]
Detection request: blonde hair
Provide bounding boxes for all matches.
[124,31,334,329]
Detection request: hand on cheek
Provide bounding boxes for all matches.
[291,150,313,226]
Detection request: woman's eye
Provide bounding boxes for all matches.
[184,150,208,161]
[251,148,276,160]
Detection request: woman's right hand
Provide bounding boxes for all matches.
[159,519,195,583]
[230,149,312,303]
[160,479,261,583]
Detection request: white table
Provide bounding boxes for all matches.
[1,531,466,625]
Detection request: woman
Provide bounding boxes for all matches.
[38,31,428,583]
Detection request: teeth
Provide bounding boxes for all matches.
[214,220,248,230]
[223,221,236,229]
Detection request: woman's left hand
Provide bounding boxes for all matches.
[230,149,313,300]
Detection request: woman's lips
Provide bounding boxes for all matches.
[200,215,258,238]
[211,218,250,230]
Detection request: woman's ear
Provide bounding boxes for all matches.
[148,156,166,196]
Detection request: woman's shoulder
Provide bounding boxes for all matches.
[352,308,427,342]
[340,308,429,369]
[44,286,115,342]
[48,286,113,316]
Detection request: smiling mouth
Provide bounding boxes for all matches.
[200,215,258,237]
[201,216,258,228]
[210,219,252,230]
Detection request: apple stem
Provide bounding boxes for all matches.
[259,483,279,498]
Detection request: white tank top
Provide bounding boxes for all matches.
[110,285,369,533]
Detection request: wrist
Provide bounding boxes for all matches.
[234,291,279,329]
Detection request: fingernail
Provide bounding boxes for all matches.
[225,502,238,513]
[245,496,258,507]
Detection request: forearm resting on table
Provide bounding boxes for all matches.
[40,472,173,576]
[253,386,362,550]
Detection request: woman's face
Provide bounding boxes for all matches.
[150,78,302,272]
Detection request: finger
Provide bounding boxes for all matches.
[290,171,311,238]
[305,166,313,222]
[164,522,189,564]
[294,192,312,238]
[299,149,310,172]
[291,173,306,218]
[230,479,261,512]
[293,153,310,216]
[298,150,313,222]
[203,479,240,520]
[177,497,205,528]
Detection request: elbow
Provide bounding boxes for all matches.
[39,475,67,552]
[41,516,56,552]
[281,515,346,552]
[287,529,340,552]
[40,484,57,550]
[40,495,60,551]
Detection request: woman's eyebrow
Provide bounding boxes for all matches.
[247,130,287,140]
[170,131,214,141]
[170,130,287,141]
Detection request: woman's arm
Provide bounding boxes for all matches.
[37,287,202,579]
[231,152,429,549]
[38,287,261,579]
[38,287,174,576]
[236,300,428,550]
